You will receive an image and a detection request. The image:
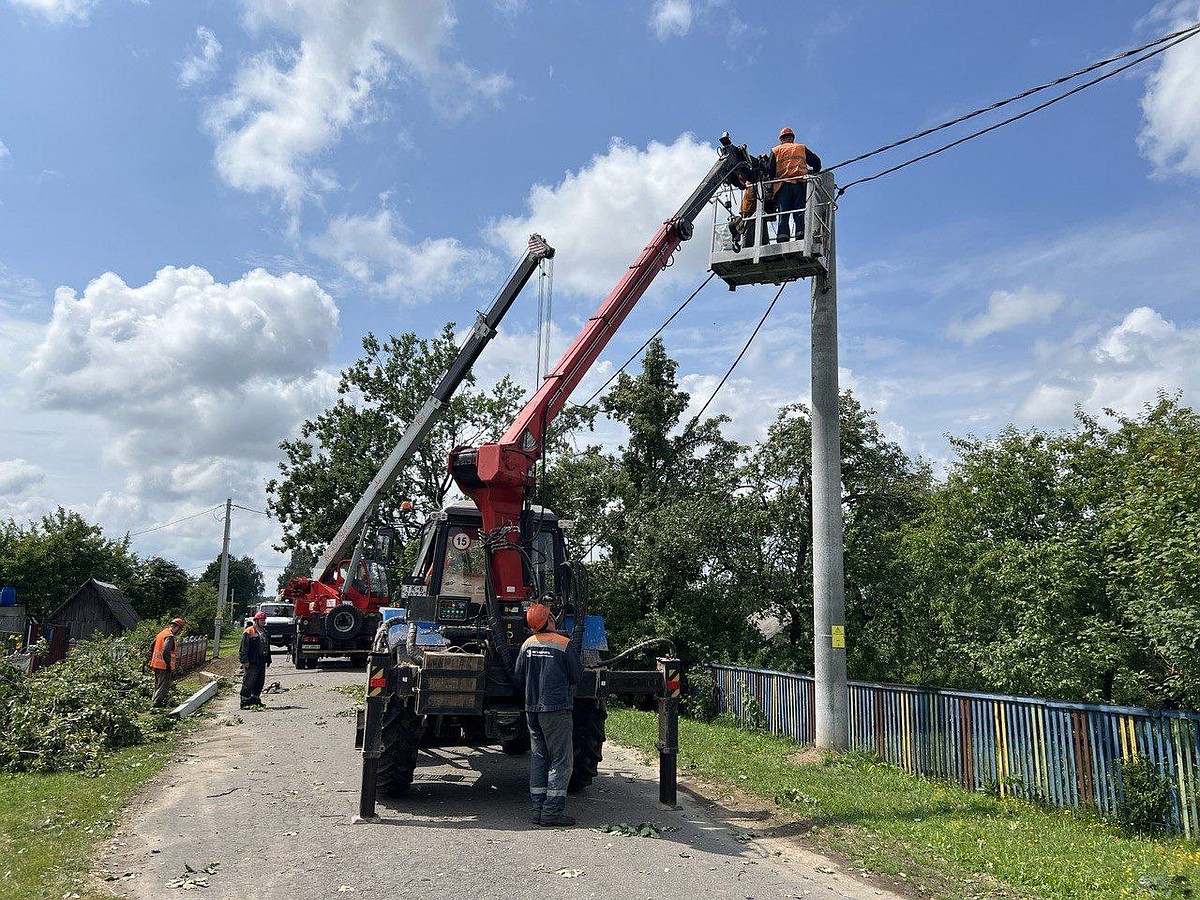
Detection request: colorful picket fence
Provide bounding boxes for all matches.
[711,663,1200,838]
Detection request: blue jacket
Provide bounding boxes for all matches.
[514,630,582,713]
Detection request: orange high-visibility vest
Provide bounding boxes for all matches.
[149,626,174,670]
[244,624,258,638]
[771,141,809,196]
[739,185,757,217]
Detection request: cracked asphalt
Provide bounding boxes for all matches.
[100,658,906,900]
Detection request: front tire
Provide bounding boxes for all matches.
[376,699,421,797]
[568,698,606,792]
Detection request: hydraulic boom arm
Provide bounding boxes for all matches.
[450,134,753,599]
[312,235,555,584]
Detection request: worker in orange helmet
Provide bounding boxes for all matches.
[514,602,582,827]
[768,126,822,243]
[149,616,187,707]
[239,610,271,709]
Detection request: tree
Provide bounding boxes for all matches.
[183,581,220,633]
[0,508,139,617]
[125,557,190,620]
[268,325,524,557]
[198,555,265,622]
[277,547,316,592]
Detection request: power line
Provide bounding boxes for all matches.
[826,21,1200,175]
[232,503,271,516]
[692,281,788,424]
[127,505,223,537]
[577,272,716,408]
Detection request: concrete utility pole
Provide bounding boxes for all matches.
[810,170,849,751]
[213,498,232,658]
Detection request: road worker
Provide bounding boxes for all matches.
[514,602,583,827]
[768,126,822,243]
[239,609,271,709]
[149,617,186,707]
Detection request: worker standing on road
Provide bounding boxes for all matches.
[768,126,821,243]
[239,610,271,709]
[514,603,583,827]
[149,617,186,707]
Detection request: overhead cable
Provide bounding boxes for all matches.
[692,281,787,424]
[127,505,223,537]
[826,21,1200,175]
[232,503,271,516]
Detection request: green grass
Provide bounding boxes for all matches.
[607,708,1200,900]
[0,738,180,900]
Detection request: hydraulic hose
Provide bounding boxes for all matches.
[590,637,678,670]
[480,533,519,683]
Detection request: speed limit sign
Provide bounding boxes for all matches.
[452,531,471,551]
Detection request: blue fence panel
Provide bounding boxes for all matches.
[709,663,1200,838]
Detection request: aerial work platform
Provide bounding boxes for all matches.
[709,170,836,289]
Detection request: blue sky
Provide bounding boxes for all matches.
[2,0,1199,577]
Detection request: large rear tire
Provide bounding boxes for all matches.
[376,699,421,797]
[568,698,606,792]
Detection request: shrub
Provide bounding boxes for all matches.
[683,667,719,721]
[0,634,172,773]
[1115,757,1173,835]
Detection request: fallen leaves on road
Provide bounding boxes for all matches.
[556,868,586,878]
[731,830,758,843]
[815,865,836,874]
[597,822,677,838]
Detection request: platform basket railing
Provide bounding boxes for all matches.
[711,663,1200,838]
[709,175,835,258]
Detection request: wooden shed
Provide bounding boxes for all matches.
[49,578,140,640]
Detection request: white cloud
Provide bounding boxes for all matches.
[6,0,97,24]
[947,286,1064,345]
[0,459,45,495]
[650,0,693,39]
[487,134,718,296]
[205,0,509,208]
[178,26,223,88]
[311,208,496,300]
[1139,3,1200,177]
[23,266,339,501]
[0,139,9,161]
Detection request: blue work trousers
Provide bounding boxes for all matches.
[528,709,573,817]
[773,180,807,242]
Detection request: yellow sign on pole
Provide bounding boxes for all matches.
[831,625,845,649]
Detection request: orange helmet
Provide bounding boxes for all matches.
[778,126,795,140]
[170,617,186,627]
[525,603,552,633]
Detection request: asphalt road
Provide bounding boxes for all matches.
[100,658,905,900]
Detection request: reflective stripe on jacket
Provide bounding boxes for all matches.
[770,141,809,196]
[149,626,174,670]
[513,631,582,713]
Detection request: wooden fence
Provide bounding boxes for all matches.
[172,635,208,673]
[712,663,1200,838]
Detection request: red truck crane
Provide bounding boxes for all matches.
[355,134,761,818]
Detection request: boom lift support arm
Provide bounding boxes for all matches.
[312,234,555,585]
[450,134,754,596]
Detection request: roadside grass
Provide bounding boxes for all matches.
[0,738,179,900]
[607,708,1200,900]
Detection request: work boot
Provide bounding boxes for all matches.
[531,799,544,825]
[539,811,576,827]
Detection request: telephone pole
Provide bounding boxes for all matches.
[213,498,232,658]
[810,170,848,751]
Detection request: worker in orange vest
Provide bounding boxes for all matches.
[239,610,271,709]
[768,126,822,243]
[149,617,187,707]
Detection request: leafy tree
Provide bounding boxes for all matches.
[277,547,316,591]
[198,554,264,622]
[183,581,219,633]
[0,508,139,617]
[125,556,190,620]
[268,325,524,557]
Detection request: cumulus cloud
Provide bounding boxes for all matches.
[947,286,1064,345]
[6,0,97,24]
[487,134,718,296]
[1139,3,1200,177]
[311,208,497,300]
[1018,306,1200,424]
[650,0,693,38]
[205,0,509,207]
[0,459,45,494]
[178,26,223,88]
[23,265,339,500]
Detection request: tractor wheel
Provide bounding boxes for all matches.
[568,698,606,792]
[376,699,421,797]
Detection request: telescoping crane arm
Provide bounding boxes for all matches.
[449,134,754,596]
[312,234,555,585]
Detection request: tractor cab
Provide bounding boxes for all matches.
[399,500,568,632]
[709,170,835,289]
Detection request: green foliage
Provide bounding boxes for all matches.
[182,581,219,632]
[1116,757,1174,835]
[0,634,171,773]
[682,667,718,722]
[125,556,190,620]
[198,554,264,622]
[277,546,316,591]
[267,325,524,556]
